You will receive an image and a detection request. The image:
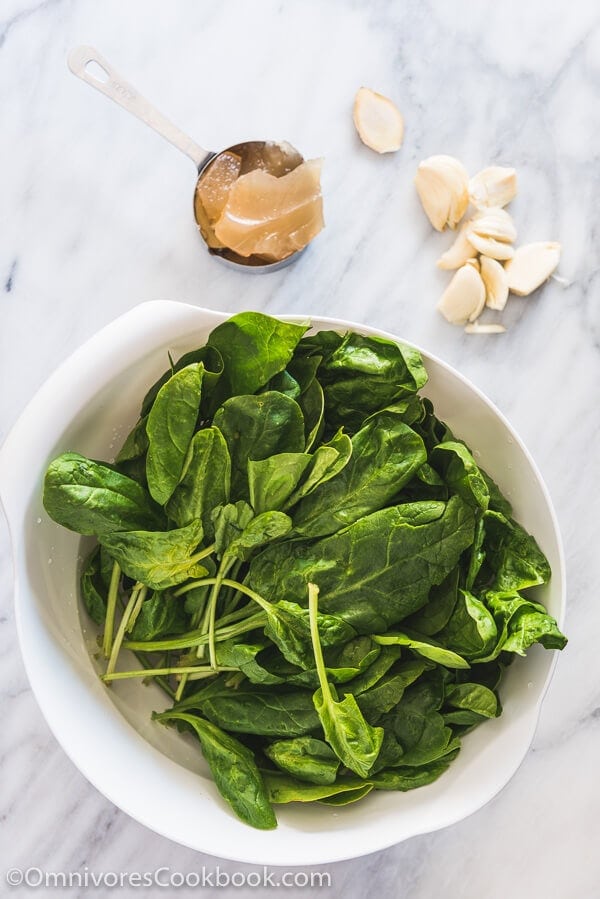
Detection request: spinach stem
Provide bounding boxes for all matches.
[308,582,332,704]
[175,577,270,611]
[130,650,176,699]
[106,584,147,677]
[102,561,121,658]
[205,559,235,670]
[102,665,239,683]
[122,612,267,653]
[188,543,216,565]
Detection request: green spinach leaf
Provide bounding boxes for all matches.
[309,584,383,778]
[44,452,162,536]
[291,414,426,538]
[249,497,475,632]
[214,392,305,500]
[166,427,230,537]
[155,710,276,829]
[146,363,204,505]
[207,312,308,409]
[264,737,340,785]
[99,519,207,590]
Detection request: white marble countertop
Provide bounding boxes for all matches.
[1,1,599,896]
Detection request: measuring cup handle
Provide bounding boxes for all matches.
[67,46,213,170]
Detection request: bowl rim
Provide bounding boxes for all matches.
[0,301,566,864]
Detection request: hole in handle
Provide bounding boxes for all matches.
[85,60,110,83]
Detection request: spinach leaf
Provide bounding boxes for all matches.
[155,711,276,830]
[141,345,223,417]
[316,332,428,432]
[225,511,292,561]
[485,592,566,656]
[214,392,305,500]
[216,640,286,685]
[166,427,230,537]
[298,378,324,450]
[481,469,513,516]
[353,659,431,723]
[405,568,459,636]
[129,591,189,641]
[444,683,499,718]
[263,600,357,670]
[370,756,458,791]
[146,363,204,505]
[292,414,426,538]
[294,330,344,362]
[342,645,403,695]
[99,519,207,590]
[263,771,370,804]
[80,546,107,625]
[262,369,301,399]
[249,497,475,632]
[430,441,490,511]
[285,637,381,689]
[284,430,353,508]
[482,511,551,592]
[318,783,375,805]
[373,631,470,669]
[386,678,457,766]
[264,737,340,785]
[44,452,162,536]
[115,415,149,464]
[207,312,308,409]
[309,584,383,778]
[248,453,312,514]
[465,516,486,592]
[212,501,255,557]
[199,687,320,737]
[436,589,498,660]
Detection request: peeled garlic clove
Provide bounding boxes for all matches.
[480,256,509,310]
[464,322,507,334]
[437,262,486,325]
[504,242,561,296]
[468,206,517,243]
[469,166,517,209]
[436,225,475,270]
[415,155,469,231]
[465,233,515,260]
[353,87,404,154]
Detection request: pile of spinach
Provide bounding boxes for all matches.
[43,311,566,829]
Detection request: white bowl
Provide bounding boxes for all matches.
[0,301,565,865]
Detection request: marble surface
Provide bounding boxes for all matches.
[1,1,599,896]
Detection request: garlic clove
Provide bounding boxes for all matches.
[468,206,517,243]
[436,225,475,270]
[415,155,469,231]
[469,166,517,209]
[437,262,486,325]
[353,87,404,154]
[465,233,515,260]
[504,242,562,296]
[464,322,507,334]
[480,256,509,310]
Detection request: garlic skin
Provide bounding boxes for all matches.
[353,87,404,154]
[437,262,486,325]
[436,225,475,270]
[415,155,469,231]
[480,256,509,311]
[504,242,562,296]
[469,166,517,209]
